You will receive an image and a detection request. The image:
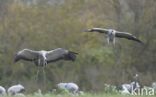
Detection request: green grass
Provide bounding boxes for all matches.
[15,93,156,97]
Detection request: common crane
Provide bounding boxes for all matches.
[14,48,78,67]
[85,28,143,44]
[8,84,25,96]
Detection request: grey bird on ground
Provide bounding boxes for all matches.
[14,48,78,67]
[0,86,6,95]
[57,82,79,94]
[85,28,143,44]
[7,84,25,96]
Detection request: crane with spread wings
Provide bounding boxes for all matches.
[14,48,78,67]
[85,28,143,44]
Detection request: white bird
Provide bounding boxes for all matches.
[65,83,79,94]
[7,84,25,96]
[152,82,156,90]
[0,86,6,95]
[57,82,79,94]
[121,81,140,94]
[85,28,143,44]
[14,48,78,67]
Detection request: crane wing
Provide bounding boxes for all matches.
[115,32,143,43]
[86,28,109,34]
[46,48,67,63]
[46,48,78,63]
[14,49,38,62]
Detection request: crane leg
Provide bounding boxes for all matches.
[107,37,110,44]
[34,66,41,90]
[35,66,40,81]
[42,67,46,91]
[113,38,116,45]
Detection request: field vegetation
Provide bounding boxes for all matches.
[0,0,155,93]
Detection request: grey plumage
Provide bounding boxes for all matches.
[85,28,143,44]
[57,82,79,94]
[0,86,6,95]
[7,84,25,96]
[14,48,78,67]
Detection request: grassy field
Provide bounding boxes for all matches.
[21,93,156,97]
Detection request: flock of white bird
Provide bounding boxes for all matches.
[0,81,155,96]
[56,79,156,95]
[0,82,82,96]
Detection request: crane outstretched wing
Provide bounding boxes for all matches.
[85,28,109,34]
[115,32,143,43]
[14,49,38,62]
[46,48,78,63]
[46,48,68,63]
